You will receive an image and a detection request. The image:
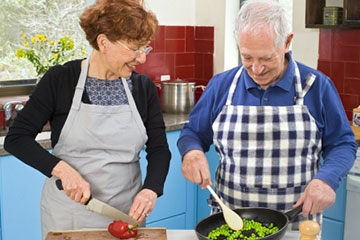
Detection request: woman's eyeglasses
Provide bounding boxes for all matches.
[116,41,152,57]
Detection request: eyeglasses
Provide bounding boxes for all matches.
[116,41,152,57]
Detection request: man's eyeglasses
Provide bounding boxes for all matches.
[116,41,152,57]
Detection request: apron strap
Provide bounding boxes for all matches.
[225,67,243,105]
[293,59,316,105]
[121,78,147,143]
[295,73,316,105]
[71,57,90,111]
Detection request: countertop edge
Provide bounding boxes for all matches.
[0,113,189,156]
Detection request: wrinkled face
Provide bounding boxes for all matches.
[100,36,151,78]
[238,27,292,89]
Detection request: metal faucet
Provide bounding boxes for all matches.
[3,101,24,128]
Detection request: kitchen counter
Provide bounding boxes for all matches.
[0,113,189,156]
[168,229,301,239]
[351,125,360,146]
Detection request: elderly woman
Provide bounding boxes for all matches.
[4,0,171,237]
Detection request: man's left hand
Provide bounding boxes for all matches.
[293,179,336,216]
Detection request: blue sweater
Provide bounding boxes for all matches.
[177,54,357,190]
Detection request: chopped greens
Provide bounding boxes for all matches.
[207,219,279,240]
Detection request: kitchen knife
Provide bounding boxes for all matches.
[55,179,138,226]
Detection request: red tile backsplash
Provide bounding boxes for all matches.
[195,26,215,40]
[165,26,186,39]
[136,25,215,102]
[318,29,360,121]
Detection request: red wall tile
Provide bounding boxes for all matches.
[135,25,214,102]
[165,26,185,39]
[333,45,360,62]
[165,39,185,53]
[153,26,165,53]
[319,28,360,121]
[175,66,195,79]
[195,40,214,53]
[176,53,195,66]
[317,60,331,76]
[195,26,215,40]
[331,62,344,93]
[318,29,332,61]
[186,26,195,52]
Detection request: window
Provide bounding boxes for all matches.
[0,0,90,81]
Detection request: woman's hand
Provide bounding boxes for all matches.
[51,160,91,204]
[128,189,157,223]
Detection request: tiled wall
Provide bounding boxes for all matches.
[136,25,214,101]
[318,29,360,120]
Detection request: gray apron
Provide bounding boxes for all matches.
[40,57,148,238]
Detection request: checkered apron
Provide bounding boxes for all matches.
[210,62,322,230]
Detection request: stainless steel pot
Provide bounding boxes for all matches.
[157,79,205,114]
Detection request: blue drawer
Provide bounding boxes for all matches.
[147,214,186,229]
[322,217,344,240]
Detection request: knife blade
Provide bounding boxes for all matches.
[55,179,138,226]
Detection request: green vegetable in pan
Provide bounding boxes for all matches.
[207,219,279,240]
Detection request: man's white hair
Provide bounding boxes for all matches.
[234,0,291,47]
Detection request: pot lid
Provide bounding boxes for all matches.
[161,78,195,85]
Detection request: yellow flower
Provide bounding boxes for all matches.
[37,34,47,41]
[17,33,84,76]
[16,48,25,58]
[59,36,74,50]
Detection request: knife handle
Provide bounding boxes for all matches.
[55,179,92,205]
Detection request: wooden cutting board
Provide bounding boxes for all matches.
[46,227,167,240]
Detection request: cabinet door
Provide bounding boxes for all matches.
[0,154,45,240]
[322,218,344,240]
[140,130,196,229]
[322,177,347,221]
[146,214,186,229]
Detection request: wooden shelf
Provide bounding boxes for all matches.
[306,0,360,29]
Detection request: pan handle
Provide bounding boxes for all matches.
[284,204,303,221]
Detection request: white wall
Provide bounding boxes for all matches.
[147,0,239,74]
[195,0,239,74]
[147,0,319,72]
[145,0,195,25]
[291,0,319,69]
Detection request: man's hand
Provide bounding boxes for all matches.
[182,149,211,189]
[293,179,336,216]
[52,160,90,204]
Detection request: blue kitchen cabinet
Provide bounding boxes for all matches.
[0,129,195,239]
[140,130,196,229]
[321,177,347,240]
[0,154,45,240]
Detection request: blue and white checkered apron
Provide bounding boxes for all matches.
[210,62,322,230]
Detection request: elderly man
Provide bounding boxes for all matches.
[177,0,357,229]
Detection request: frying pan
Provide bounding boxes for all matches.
[195,205,302,240]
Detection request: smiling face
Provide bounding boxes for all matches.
[106,39,148,78]
[92,34,149,80]
[238,27,293,89]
